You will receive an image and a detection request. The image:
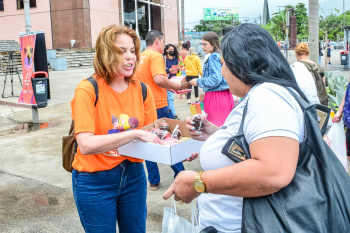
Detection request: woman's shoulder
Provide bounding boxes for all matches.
[208,53,221,63]
[77,76,99,92]
[250,83,300,107]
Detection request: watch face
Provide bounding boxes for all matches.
[194,180,205,193]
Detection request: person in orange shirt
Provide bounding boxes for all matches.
[136,30,188,191]
[71,25,161,233]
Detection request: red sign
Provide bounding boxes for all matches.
[18,34,36,105]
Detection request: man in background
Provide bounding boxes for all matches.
[136,30,186,191]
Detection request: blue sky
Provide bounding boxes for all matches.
[184,0,350,29]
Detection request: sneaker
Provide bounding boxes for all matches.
[149,183,159,191]
[328,63,332,65]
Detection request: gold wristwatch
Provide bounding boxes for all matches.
[193,171,206,193]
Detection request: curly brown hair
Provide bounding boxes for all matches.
[294,42,310,56]
[93,25,140,84]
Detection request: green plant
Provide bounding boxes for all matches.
[326,73,348,113]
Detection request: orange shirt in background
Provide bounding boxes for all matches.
[71,77,157,172]
[136,49,168,109]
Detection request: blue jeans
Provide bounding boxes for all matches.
[72,160,147,233]
[145,106,185,185]
[167,90,176,116]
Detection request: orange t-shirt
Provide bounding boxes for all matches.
[71,77,157,172]
[136,49,168,109]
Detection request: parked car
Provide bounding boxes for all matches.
[339,42,345,50]
[330,42,338,50]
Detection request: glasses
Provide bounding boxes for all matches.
[202,43,209,47]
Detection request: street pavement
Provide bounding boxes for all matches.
[0,50,349,233]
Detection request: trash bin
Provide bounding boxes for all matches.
[341,51,348,65]
[31,71,49,108]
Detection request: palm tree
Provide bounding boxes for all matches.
[309,0,319,63]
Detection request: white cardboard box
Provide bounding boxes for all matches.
[118,118,203,165]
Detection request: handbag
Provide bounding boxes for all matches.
[162,200,202,233]
[221,87,350,232]
[324,119,348,172]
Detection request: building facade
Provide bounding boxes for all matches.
[0,0,179,49]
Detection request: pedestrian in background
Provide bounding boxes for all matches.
[71,25,161,233]
[136,30,187,191]
[184,46,202,104]
[189,31,234,126]
[327,39,332,65]
[291,42,327,105]
[177,43,189,101]
[284,40,288,54]
[163,44,181,119]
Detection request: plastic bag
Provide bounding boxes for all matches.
[324,119,348,171]
[162,200,202,233]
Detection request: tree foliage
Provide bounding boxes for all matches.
[319,9,350,41]
[193,19,241,36]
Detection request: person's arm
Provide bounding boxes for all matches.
[153,74,182,91]
[333,94,346,122]
[151,54,183,91]
[77,130,160,155]
[197,54,223,88]
[163,137,299,202]
[74,87,161,155]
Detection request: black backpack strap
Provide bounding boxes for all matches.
[140,82,147,102]
[87,77,99,106]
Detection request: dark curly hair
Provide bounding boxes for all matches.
[163,44,179,59]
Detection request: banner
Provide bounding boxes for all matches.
[203,8,239,21]
[18,34,36,105]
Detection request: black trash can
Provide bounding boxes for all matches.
[341,52,348,65]
[31,71,49,108]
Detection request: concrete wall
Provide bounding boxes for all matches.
[89,0,119,48]
[163,0,179,45]
[50,0,92,49]
[0,0,53,49]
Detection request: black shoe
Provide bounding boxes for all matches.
[149,183,159,191]
[174,115,180,120]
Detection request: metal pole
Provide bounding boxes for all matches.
[135,0,139,36]
[181,0,185,42]
[24,0,32,34]
[344,0,345,41]
[325,31,328,70]
[286,27,289,61]
[148,0,151,31]
[24,0,39,123]
[121,0,124,25]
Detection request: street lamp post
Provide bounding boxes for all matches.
[286,9,291,61]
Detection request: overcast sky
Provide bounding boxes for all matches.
[184,0,350,29]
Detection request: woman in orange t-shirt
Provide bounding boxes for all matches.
[71,25,161,233]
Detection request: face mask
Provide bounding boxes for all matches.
[168,51,175,56]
